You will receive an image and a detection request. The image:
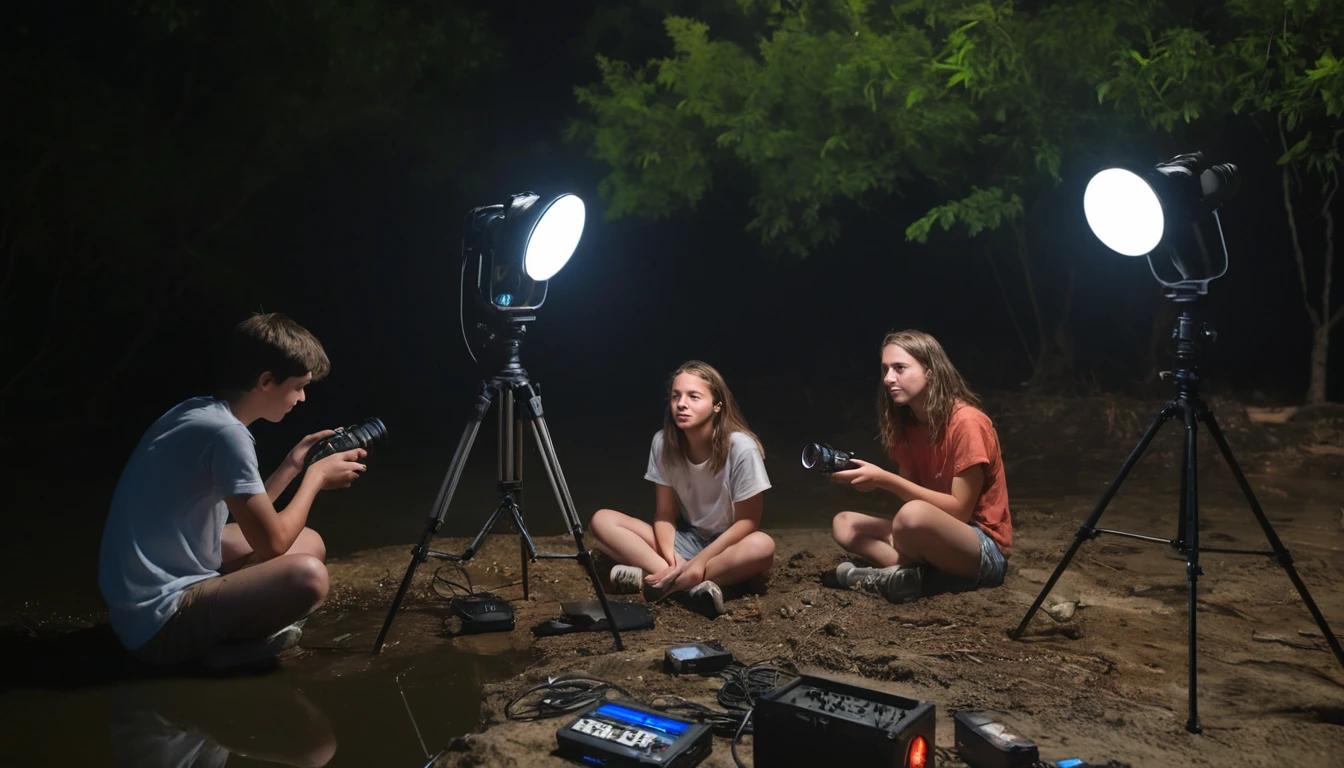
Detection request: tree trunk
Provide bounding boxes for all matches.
[1308,323,1329,405]
[982,243,1036,376]
[1011,220,1049,386]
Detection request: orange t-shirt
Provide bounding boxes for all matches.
[888,403,1012,555]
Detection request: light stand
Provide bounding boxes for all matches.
[1014,162,1344,732]
[373,192,623,653]
[374,316,624,652]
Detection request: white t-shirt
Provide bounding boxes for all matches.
[643,430,771,537]
[98,397,266,650]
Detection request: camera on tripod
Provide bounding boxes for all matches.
[305,417,387,467]
[800,442,858,473]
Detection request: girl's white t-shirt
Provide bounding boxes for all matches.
[644,429,771,537]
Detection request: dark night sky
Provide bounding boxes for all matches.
[1,2,1339,588]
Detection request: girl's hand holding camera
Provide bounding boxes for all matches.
[307,448,368,490]
[829,458,887,492]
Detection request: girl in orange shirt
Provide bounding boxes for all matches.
[826,330,1011,602]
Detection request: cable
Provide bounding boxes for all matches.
[717,658,797,710]
[504,674,632,722]
[458,255,479,365]
[730,709,752,768]
[430,563,475,600]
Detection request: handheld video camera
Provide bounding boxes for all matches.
[305,417,387,467]
[800,442,858,473]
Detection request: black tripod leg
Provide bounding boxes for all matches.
[524,402,625,651]
[1011,404,1176,640]
[1202,413,1344,669]
[1179,401,1202,734]
[373,387,494,654]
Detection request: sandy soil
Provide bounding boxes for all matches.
[297,395,1344,768]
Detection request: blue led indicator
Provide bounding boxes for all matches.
[593,704,689,735]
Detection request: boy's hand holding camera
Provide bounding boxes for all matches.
[284,430,337,475]
[304,447,368,490]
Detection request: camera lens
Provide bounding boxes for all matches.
[307,417,387,466]
[801,442,826,470]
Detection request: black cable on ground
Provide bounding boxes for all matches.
[503,674,632,722]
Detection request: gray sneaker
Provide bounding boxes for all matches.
[859,566,923,603]
[686,580,726,616]
[609,565,643,594]
[824,562,885,589]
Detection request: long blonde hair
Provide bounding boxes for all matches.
[660,360,762,475]
[876,330,981,449]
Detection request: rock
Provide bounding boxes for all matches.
[1047,601,1077,622]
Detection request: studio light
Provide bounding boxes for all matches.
[1083,152,1241,286]
[463,192,585,316]
[378,189,625,655]
[1015,150,1344,735]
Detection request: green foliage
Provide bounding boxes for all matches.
[571,1,1165,255]
[905,186,1023,242]
[571,3,976,256]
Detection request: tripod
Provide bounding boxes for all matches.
[1010,292,1344,733]
[373,318,624,653]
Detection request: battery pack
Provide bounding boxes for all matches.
[953,710,1040,768]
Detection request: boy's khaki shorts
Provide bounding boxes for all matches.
[131,576,226,666]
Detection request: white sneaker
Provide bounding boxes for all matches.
[609,565,643,594]
[202,621,304,668]
[687,580,726,616]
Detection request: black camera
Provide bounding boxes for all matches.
[305,417,387,467]
[800,442,857,473]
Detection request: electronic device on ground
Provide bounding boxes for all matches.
[753,674,934,767]
[663,643,734,676]
[556,699,711,768]
[953,710,1041,768]
[448,591,514,634]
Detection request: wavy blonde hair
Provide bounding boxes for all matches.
[877,330,980,449]
[660,360,762,475]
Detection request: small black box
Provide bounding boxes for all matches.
[753,674,935,768]
[449,592,514,634]
[663,642,734,676]
[953,710,1040,768]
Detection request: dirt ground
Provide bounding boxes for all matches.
[298,394,1344,768]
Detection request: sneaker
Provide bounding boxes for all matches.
[859,566,923,604]
[686,580,726,616]
[609,565,643,594]
[202,621,304,669]
[823,562,887,589]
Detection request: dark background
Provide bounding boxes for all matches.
[0,2,1336,618]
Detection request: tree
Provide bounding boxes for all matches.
[0,0,497,417]
[900,0,1169,384]
[571,1,1170,384]
[1103,0,1344,404]
[571,1,976,258]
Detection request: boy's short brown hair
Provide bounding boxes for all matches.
[215,312,330,394]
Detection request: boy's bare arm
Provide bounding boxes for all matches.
[225,448,366,560]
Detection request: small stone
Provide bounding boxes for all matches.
[1047,601,1077,621]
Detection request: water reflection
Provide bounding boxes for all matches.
[109,675,337,768]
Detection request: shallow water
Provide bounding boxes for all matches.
[1,632,534,766]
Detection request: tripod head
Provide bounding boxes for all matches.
[474,315,533,385]
[1162,288,1217,399]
